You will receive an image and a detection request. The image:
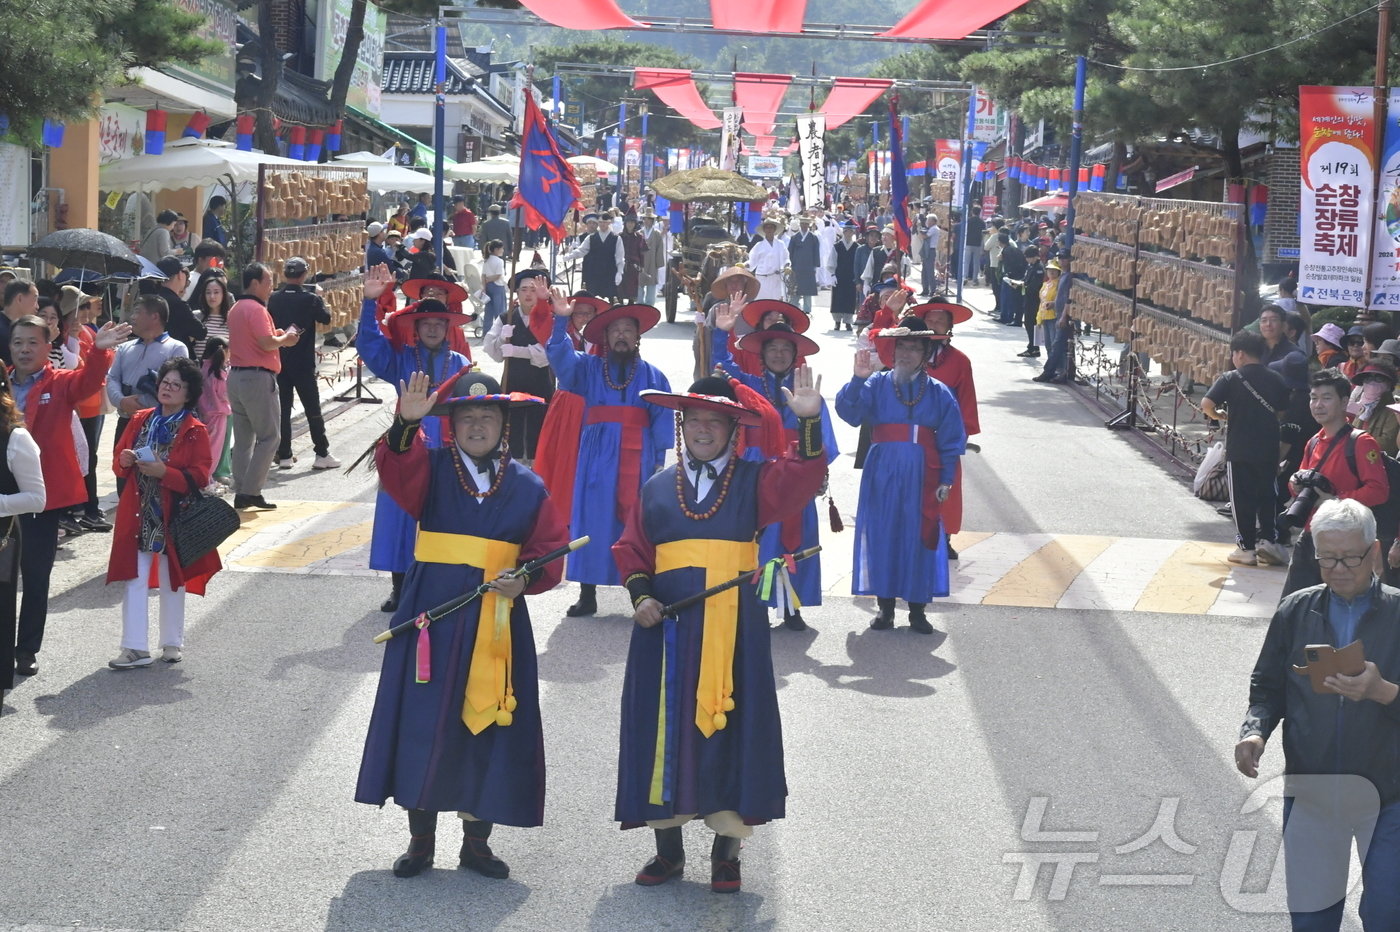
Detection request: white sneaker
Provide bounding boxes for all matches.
[276,457,297,469]
[1227,548,1258,566]
[312,454,342,470]
[1256,541,1290,566]
[161,646,183,664]
[109,648,153,670]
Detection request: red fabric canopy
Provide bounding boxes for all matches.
[634,68,722,129]
[516,0,644,30]
[734,73,793,142]
[752,134,776,156]
[817,77,894,130]
[711,0,807,33]
[880,0,1032,39]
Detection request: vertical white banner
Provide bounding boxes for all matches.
[720,107,742,172]
[1298,85,1376,308]
[796,114,826,209]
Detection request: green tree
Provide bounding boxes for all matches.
[0,0,217,133]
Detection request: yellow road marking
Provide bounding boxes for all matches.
[950,530,995,552]
[221,501,353,551]
[1134,540,1237,614]
[233,521,375,568]
[981,534,1115,607]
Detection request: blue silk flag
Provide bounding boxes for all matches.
[888,98,911,253]
[509,91,583,243]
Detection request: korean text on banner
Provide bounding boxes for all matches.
[1298,85,1377,309]
[934,140,964,206]
[1371,89,1400,309]
[972,88,1003,142]
[797,114,826,209]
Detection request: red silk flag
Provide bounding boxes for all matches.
[816,78,893,130]
[734,73,793,141]
[513,0,644,29]
[634,68,722,129]
[880,0,1033,39]
[711,0,807,33]
[509,92,584,244]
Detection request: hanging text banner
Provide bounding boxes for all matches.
[1298,85,1377,308]
[720,107,742,172]
[796,114,826,209]
[971,87,1003,142]
[1371,88,1400,308]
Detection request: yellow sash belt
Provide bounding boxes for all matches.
[415,530,523,735]
[654,537,758,738]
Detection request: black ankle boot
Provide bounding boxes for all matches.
[381,572,404,613]
[782,610,807,631]
[871,597,895,630]
[392,809,436,877]
[710,835,741,893]
[908,603,933,634]
[636,826,685,886]
[459,819,509,878]
[566,583,598,617]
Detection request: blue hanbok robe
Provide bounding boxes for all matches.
[356,297,469,573]
[356,433,567,822]
[711,328,839,608]
[835,371,965,603]
[545,316,671,586]
[611,450,826,825]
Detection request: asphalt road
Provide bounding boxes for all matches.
[0,284,1354,931]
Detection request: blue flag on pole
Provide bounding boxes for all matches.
[509,91,583,243]
[888,97,911,254]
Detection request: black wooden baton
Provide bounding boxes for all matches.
[373,536,590,644]
[659,545,822,618]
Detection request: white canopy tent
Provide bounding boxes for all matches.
[332,152,436,195]
[447,155,519,183]
[98,137,304,193]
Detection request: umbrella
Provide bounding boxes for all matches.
[54,254,167,284]
[1021,193,1071,212]
[567,155,618,173]
[29,228,142,277]
[649,167,768,204]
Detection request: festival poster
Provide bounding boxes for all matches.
[1371,88,1400,308]
[1298,85,1376,308]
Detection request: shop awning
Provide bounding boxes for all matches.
[99,137,302,193]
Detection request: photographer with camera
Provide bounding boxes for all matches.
[1280,369,1390,598]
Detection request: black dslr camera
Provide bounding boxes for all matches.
[1278,469,1336,531]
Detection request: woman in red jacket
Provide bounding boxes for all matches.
[107,357,222,669]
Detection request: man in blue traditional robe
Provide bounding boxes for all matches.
[612,371,827,894]
[711,298,839,631]
[357,369,568,880]
[544,291,672,617]
[357,266,471,612]
[835,316,966,632]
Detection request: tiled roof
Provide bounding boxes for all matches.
[382,53,476,95]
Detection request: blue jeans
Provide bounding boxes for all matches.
[639,283,657,306]
[1285,798,1400,930]
[1041,320,1073,379]
[796,294,813,314]
[999,280,1023,324]
[453,235,476,249]
[484,281,506,333]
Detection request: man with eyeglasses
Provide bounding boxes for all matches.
[1280,368,1390,598]
[1237,498,1400,930]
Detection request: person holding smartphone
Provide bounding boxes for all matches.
[107,357,221,669]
